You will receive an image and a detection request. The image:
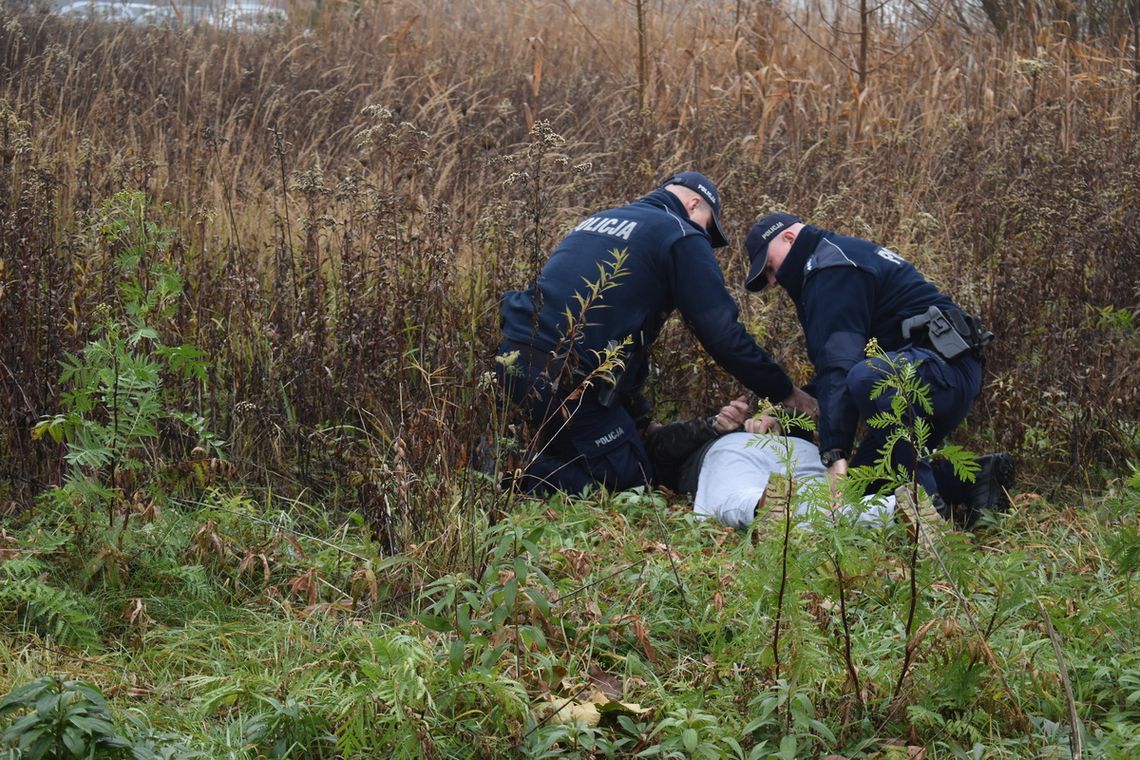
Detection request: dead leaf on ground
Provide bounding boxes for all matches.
[596,698,650,727]
[867,741,926,759]
[534,692,651,730]
[537,698,600,727]
[644,541,681,562]
[559,547,593,577]
[588,667,623,699]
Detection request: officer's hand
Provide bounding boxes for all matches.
[713,395,752,433]
[782,387,819,420]
[743,415,781,434]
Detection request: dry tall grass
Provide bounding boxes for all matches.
[1,1,1136,543]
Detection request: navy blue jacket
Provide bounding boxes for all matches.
[775,225,959,453]
[500,189,793,403]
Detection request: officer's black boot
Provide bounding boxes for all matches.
[952,453,1016,529]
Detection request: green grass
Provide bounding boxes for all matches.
[2,469,1138,758]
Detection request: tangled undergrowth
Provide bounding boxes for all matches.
[1,465,1138,757]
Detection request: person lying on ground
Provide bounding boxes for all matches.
[645,397,1012,532]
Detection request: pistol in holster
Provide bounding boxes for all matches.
[901,306,993,361]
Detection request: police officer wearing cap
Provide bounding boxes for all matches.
[496,174,817,496]
[743,213,1013,526]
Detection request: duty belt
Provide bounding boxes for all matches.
[503,341,567,371]
[901,306,993,362]
[502,341,623,407]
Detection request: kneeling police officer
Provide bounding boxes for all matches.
[496,173,817,496]
[744,212,1014,527]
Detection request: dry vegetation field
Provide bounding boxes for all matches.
[0,0,1138,756]
[2,0,1137,512]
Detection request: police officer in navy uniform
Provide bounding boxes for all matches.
[743,212,1014,527]
[496,173,817,496]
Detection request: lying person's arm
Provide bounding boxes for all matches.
[645,416,719,492]
[645,396,753,491]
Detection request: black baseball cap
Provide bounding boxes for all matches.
[745,212,801,291]
[662,171,728,248]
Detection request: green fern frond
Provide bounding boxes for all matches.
[0,575,101,650]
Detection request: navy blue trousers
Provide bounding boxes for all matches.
[496,346,652,496]
[846,346,982,505]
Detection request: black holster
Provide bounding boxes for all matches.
[901,306,993,362]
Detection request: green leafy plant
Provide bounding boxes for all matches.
[1105,464,1140,579]
[0,554,100,649]
[838,343,975,711]
[845,339,979,502]
[33,192,221,521]
[241,694,335,760]
[641,708,747,759]
[0,677,131,759]
[120,709,207,760]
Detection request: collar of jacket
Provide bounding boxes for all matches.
[776,224,824,302]
[636,187,708,238]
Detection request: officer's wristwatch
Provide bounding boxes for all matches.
[820,448,848,468]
